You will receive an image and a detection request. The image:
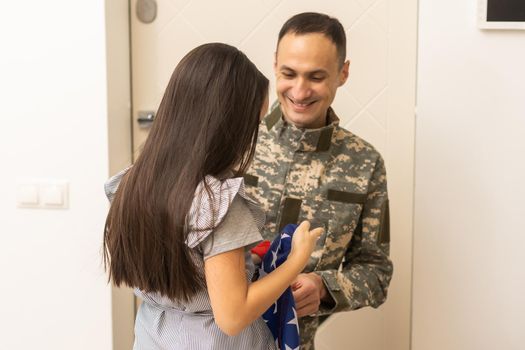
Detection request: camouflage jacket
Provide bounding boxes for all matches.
[245,105,393,348]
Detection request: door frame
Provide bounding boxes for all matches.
[105,0,135,349]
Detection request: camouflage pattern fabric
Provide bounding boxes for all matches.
[245,104,393,349]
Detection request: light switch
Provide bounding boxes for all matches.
[41,182,68,209]
[17,184,39,206]
[41,184,64,206]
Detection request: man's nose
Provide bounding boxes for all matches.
[290,78,312,101]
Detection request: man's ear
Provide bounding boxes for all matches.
[339,60,350,86]
[273,52,278,74]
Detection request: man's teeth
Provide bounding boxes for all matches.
[291,99,313,107]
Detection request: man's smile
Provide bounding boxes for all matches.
[286,95,318,110]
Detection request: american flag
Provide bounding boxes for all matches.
[257,224,300,350]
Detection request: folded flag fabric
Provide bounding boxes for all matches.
[257,224,300,350]
[250,239,271,260]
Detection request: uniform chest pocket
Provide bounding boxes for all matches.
[313,189,367,269]
[326,189,367,205]
[326,189,366,236]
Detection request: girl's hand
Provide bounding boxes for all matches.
[289,221,324,266]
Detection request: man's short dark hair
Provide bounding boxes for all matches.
[278,12,346,67]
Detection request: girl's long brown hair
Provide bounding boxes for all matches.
[103,43,268,301]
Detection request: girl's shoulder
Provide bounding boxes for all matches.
[186,175,264,248]
[104,166,132,202]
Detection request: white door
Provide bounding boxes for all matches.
[129,1,417,349]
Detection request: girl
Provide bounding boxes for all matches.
[103,43,322,349]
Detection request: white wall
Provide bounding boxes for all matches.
[413,1,525,349]
[0,1,112,349]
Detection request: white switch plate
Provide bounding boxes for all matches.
[16,180,69,209]
[41,183,68,207]
[17,184,39,207]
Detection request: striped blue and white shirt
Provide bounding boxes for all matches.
[105,169,277,350]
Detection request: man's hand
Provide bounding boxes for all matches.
[291,272,328,317]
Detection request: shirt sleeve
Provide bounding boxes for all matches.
[316,154,393,315]
[200,194,263,260]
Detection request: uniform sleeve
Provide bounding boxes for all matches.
[200,195,263,260]
[315,155,393,315]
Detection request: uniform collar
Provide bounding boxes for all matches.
[265,105,339,152]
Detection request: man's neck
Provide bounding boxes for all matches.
[282,111,329,130]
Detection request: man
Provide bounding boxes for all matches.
[245,12,393,349]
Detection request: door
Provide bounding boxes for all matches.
[128,1,417,349]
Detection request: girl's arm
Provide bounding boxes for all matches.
[204,221,323,336]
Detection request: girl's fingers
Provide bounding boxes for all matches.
[310,227,324,239]
[296,220,311,233]
[295,221,323,241]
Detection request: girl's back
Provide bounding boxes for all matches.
[106,171,275,349]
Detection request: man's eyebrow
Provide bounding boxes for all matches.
[309,69,328,76]
[279,65,295,72]
[279,65,328,75]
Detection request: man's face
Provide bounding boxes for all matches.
[274,33,349,129]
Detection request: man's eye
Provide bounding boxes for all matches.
[282,72,294,78]
[311,76,324,82]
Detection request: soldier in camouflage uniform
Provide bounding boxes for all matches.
[245,13,393,349]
